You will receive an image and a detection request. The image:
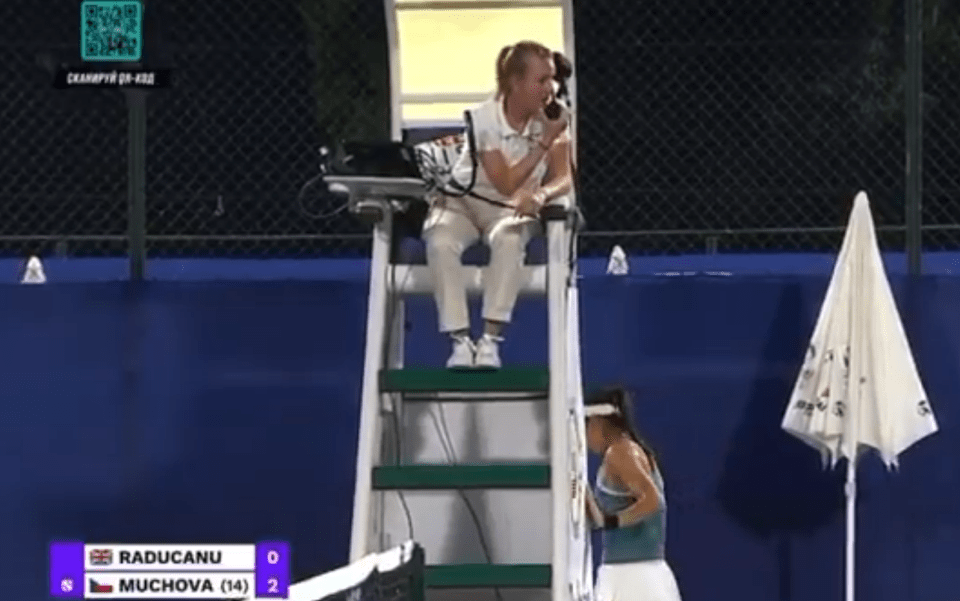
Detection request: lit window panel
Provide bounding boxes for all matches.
[396,0,560,6]
[396,6,565,99]
[401,101,478,123]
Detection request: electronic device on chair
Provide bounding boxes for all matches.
[328,140,423,180]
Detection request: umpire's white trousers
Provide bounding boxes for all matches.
[422,195,543,333]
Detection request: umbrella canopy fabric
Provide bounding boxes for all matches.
[781,191,938,469]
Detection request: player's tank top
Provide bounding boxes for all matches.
[593,452,667,563]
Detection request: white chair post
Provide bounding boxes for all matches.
[545,204,573,601]
[349,203,393,562]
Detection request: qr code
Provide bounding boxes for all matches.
[81,1,142,61]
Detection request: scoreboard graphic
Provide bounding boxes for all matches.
[49,542,290,599]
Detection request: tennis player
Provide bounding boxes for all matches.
[583,387,683,601]
[423,41,573,369]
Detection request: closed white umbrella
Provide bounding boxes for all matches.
[781,191,938,601]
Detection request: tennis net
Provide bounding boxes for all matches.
[286,542,424,601]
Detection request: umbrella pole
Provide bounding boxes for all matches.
[845,457,856,601]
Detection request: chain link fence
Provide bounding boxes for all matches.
[0,0,128,258]
[921,0,960,251]
[143,0,389,258]
[2,0,957,262]
[574,0,916,256]
[0,0,388,260]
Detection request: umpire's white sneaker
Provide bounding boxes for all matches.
[474,334,503,369]
[446,335,475,369]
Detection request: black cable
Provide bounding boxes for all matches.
[295,172,352,220]
[389,408,416,543]
[295,111,490,556]
[384,261,417,544]
[371,200,503,601]
[441,109,480,199]
[425,109,516,210]
[295,140,424,548]
[378,239,504,601]
[431,405,498,568]
[429,406,505,601]
[412,111,474,201]
[378,263,504,601]
[374,97,579,582]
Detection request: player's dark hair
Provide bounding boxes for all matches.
[585,386,659,466]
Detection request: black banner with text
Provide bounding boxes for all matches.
[54,67,172,89]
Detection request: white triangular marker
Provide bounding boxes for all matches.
[606,245,629,275]
[21,256,46,284]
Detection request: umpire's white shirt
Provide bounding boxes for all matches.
[450,95,551,205]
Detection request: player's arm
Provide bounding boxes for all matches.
[604,440,661,527]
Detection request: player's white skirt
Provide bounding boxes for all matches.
[594,559,682,601]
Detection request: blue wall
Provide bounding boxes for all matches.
[2,262,958,601]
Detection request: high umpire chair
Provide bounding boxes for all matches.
[324,120,592,601]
